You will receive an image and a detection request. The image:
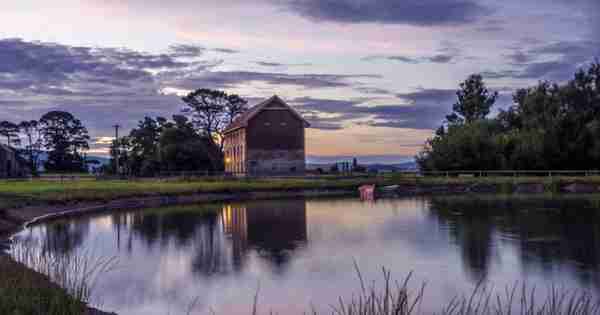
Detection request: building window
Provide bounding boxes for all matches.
[264,122,271,126]
[280,122,287,126]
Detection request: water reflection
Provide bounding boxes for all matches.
[76,199,308,277]
[223,200,307,273]
[12,196,600,314]
[429,195,600,288]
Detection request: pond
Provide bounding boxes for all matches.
[11,195,600,314]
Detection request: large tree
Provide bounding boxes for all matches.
[126,116,164,176]
[19,120,43,175]
[418,61,600,171]
[158,115,220,172]
[446,74,498,125]
[181,89,248,151]
[111,115,221,176]
[0,121,20,146]
[39,111,90,172]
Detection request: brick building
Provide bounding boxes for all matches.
[223,95,310,175]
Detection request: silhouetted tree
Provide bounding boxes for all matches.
[19,120,43,175]
[115,115,220,176]
[0,121,20,146]
[181,89,248,151]
[418,61,600,171]
[39,111,90,172]
[158,115,220,172]
[446,74,498,125]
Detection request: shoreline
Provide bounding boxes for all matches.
[2,179,600,314]
[0,188,357,315]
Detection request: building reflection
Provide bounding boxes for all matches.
[221,199,308,273]
[106,199,308,277]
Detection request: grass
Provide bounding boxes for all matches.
[2,174,600,210]
[4,246,600,315]
[246,262,600,315]
[0,177,398,208]
[1,244,116,315]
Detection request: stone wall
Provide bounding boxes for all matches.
[246,149,305,175]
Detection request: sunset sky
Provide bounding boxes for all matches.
[1,0,598,163]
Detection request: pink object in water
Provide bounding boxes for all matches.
[359,184,376,201]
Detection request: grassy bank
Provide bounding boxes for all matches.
[0,177,393,209]
[4,252,600,315]
[2,175,600,209]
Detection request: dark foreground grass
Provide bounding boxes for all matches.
[1,244,116,315]
[4,250,600,315]
[0,255,87,315]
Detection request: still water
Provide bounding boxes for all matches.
[12,196,600,314]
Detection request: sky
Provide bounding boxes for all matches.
[1,0,598,163]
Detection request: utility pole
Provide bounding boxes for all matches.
[113,124,120,176]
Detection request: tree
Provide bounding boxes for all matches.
[446,74,498,124]
[181,89,248,151]
[158,115,220,172]
[118,115,221,176]
[19,120,43,175]
[127,117,162,176]
[418,61,600,171]
[109,136,132,175]
[39,111,90,172]
[0,121,20,146]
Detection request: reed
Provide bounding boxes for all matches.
[1,243,117,315]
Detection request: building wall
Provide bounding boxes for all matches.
[0,146,27,178]
[223,102,307,176]
[223,128,247,174]
[246,149,305,174]
[246,108,306,175]
[246,108,304,150]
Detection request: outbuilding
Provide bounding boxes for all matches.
[0,144,29,178]
[223,95,310,175]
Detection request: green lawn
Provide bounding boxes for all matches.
[0,177,391,207]
[1,175,600,210]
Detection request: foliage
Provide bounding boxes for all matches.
[108,115,221,176]
[418,62,600,171]
[181,88,248,150]
[18,120,43,175]
[446,74,498,125]
[0,121,21,146]
[39,111,90,173]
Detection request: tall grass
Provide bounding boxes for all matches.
[5,245,600,315]
[2,243,116,315]
[247,264,600,315]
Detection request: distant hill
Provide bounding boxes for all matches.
[307,160,418,172]
[32,152,110,172]
[367,161,418,172]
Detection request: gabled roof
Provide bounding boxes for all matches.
[223,95,310,134]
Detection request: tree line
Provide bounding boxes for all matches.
[417,61,600,171]
[108,89,248,176]
[1,89,249,176]
[0,111,90,174]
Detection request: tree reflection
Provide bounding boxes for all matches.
[105,199,308,277]
[40,219,91,255]
[430,203,494,281]
[429,195,600,289]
